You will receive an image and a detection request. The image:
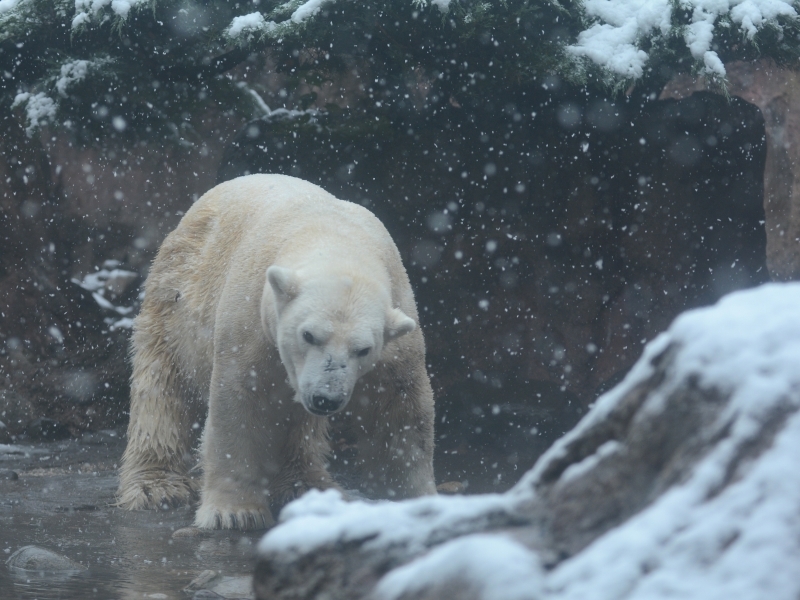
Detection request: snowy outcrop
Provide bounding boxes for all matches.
[254,283,800,600]
[71,260,139,331]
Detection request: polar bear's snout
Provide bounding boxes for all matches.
[303,380,349,415]
[298,350,356,416]
[308,356,349,414]
[323,355,346,372]
[309,393,345,415]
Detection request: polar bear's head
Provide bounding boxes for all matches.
[265,265,416,416]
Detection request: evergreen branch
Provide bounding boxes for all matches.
[2,0,798,140]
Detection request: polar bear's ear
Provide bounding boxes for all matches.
[386,308,416,341]
[267,266,299,304]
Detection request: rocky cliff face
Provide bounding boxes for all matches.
[663,60,800,282]
[0,107,245,438]
[221,88,770,490]
[254,283,800,600]
[0,66,781,497]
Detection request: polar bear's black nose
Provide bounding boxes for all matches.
[310,395,343,415]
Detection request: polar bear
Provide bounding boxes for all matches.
[116,174,436,529]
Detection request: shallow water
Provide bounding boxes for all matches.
[0,438,259,600]
[0,396,573,599]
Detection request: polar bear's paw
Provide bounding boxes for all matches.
[116,471,199,510]
[194,501,274,530]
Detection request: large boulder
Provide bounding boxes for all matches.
[253,282,800,600]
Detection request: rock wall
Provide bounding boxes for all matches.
[221,87,770,491]
[0,106,246,436]
[663,60,800,280]
[1,58,790,499]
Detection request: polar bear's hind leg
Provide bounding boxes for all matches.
[117,314,199,510]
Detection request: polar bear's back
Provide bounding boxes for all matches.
[164,173,396,268]
[143,174,411,333]
[137,174,415,395]
[201,174,389,241]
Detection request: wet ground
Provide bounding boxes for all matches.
[0,433,258,600]
[0,386,580,600]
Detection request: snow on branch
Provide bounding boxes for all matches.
[5,0,798,138]
[228,12,276,38]
[570,0,798,79]
[225,0,338,44]
[72,0,147,28]
[55,60,91,98]
[0,0,24,15]
[0,0,41,42]
[223,0,798,82]
[12,58,111,136]
[411,0,453,13]
[291,0,334,23]
[12,92,56,136]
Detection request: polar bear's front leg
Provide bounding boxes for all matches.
[354,360,437,499]
[194,406,276,530]
[194,470,275,531]
[361,410,437,499]
[195,453,276,530]
[269,407,341,512]
[196,404,339,529]
[194,357,289,530]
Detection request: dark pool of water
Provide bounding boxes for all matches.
[0,438,258,599]
[0,396,573,600]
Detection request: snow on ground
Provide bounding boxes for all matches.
[259,488,518,558]
[375,533,545,600]
[0,444,51,456]
[259,283,800,600]
[548,407,800,600]
[541,282,800,600]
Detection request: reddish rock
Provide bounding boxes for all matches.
[662,60,800,280]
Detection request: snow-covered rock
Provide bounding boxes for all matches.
[71,265,139,330]
[254,282,800,600]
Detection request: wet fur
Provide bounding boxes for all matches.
[116,174,436,529]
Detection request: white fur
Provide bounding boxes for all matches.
[116,174,436,529]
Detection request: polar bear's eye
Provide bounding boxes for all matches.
[357,347,371,358]
[303,331,316,345]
